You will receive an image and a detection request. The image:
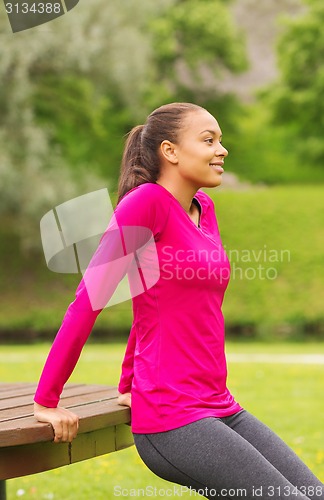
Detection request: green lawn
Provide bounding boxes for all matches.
[214,185,324,332]
[1,342,323,499]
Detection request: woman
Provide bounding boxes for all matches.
[34,103,323,499]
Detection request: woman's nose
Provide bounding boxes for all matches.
[217,144,229,157]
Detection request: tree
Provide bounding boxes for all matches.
[265,0,324,165]
[150,0,246,77]
[0,0,163,251]
[0,0,248,252]
[144,0,247,116]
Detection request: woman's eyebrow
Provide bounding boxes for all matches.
[199,129,222,139]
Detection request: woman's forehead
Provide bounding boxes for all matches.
[183,109,221,135]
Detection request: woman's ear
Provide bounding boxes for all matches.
[160,140,178,164]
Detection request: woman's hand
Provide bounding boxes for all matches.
[117,391,131,408]
[34,402,79,443]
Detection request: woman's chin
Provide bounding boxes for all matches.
[208,176,223,188]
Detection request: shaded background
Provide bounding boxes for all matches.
[0,0,323,342]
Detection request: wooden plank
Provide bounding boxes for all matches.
[0,439,70,479]
[0,383,25,391]
[0,387,118,419]
[0,383,85,402]
[0,384,116,410]
[0,402,131,447]
[0,383,35,392]
[0,384,38,400]
[0,424,134,480]
[74,402,131,433]
[69,426,115,463]
[0,382,101,401]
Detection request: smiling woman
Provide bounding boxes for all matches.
[116,102,228,211]
[155,106,228,207]
[33,102,324,499]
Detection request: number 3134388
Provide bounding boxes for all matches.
[5,3,62,14]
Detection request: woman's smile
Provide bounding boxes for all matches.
[209,161,224,174]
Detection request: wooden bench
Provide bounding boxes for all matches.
[0,383,133,500]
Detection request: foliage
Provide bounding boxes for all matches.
[148,0,247,87]
[33,74,134,182]
[0,0,248,251]
[0,0,164,251]
[263,0,324,165]
[143,0,248,136]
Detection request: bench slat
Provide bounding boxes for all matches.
[0,385,117,414]
[0,388,118,422]
[0,383,33,392]
[0,383,38,399]
[0,383,85,401]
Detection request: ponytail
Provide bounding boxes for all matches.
[116,102,204,205]
[116,125,158,205]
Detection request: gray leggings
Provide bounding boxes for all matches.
[133,410,324,500]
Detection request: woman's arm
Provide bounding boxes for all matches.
[33,183,167,441]
[34,276,103,408]
[33,228,124,440]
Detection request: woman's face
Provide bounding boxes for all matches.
[173,109,228,189]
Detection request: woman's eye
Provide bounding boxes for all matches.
[205,138,213,144]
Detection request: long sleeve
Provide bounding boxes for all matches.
[34,216,131,407]
[34,183,170,408]
[34,276,102,407]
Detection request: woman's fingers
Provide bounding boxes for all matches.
[52,415,78,443]
[56,408,79,443]
[52,408,79,443]
[34,403,79,443]
[66,412,79,443]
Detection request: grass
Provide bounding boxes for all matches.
[225,103,324,185]
[211,184,324,335]
[2,342,324,499]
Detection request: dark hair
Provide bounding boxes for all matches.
[116,102,204,204]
